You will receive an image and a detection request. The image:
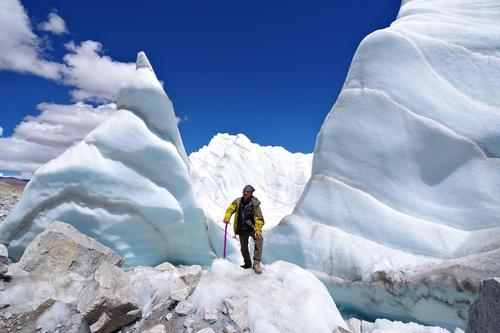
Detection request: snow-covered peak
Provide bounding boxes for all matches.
[117,51,188,164]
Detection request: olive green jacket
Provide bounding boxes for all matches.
[224,196,265,234]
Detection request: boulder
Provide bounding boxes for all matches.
[78,262,140,333]
[175,301,193,316]
[466,278,500,333]
[223,295,248,331]
[171,265,202,301]
[202,307,218,323]
[0,244,9,276]
[17,221,122,277]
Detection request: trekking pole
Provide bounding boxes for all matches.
[223,222,228,259]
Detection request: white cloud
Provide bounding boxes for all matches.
[0,1,134,103]
[0,0,62,79]
[62,41,135,102]
[38,12,68,35]
[0,126,3,136]
[0,102,116,174]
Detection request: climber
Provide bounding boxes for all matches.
[223,185,265,274]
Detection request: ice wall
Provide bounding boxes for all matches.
[0,52,215,266]
[266,0,500,329]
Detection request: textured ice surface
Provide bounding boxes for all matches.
[266,0,500,329]
[189,259,348,333]
[0,52,215,266]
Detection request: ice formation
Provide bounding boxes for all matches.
[266,0,500,329]
[190,133,312,229]
[0,52,215,266]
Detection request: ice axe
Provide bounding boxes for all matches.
[223,222,228,259]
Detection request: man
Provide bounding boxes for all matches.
[223,185,265,274]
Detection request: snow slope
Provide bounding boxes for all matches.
[266,0,500,329]
[0,52,215,266]
[189,259,348,333]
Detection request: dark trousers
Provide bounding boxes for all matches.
[238,229,263,265]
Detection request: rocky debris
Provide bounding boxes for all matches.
[171,265,202,301]
[223,325,236,333]
[466,277,500,333]
[202,307,218,323]
[165,312,173,321]
[144,324,167,333]
[17,220,123,277]
[175,301,194,316]
[0,299,89,333]
[78,262,140,333]
[223,295,248,332]
[196,328,216,333]
[0,178,26,224]
[183,316,195,328]
[0,244,9,277]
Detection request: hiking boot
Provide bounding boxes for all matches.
[240,263,252,269]
[253,260,262,274]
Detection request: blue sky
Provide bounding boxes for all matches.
[0,0,401,177]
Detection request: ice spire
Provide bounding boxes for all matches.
[136,51,154,73]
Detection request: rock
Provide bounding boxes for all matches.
[3,312,12,320]
[17,221,122,277]
[334,326,352,333]
[165,312,173,321]
[0,244,9,276]
[223,295,248,331]
[347,318,361,333]
[196,328,216,333]
[174,301,193,316]
[223,325,236,333]
[78,262,140,333]
[202,307,218,323]
[170,265,202,301]
[0,304,8,309]
[466,277,500,333]
[186,328,194,333]
[144,324,167,333]
[90,312,111,332]
[183,317,194,328]
[154,262,175,272]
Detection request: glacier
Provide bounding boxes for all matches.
[0,52,215,267]
[265,0,500,329]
